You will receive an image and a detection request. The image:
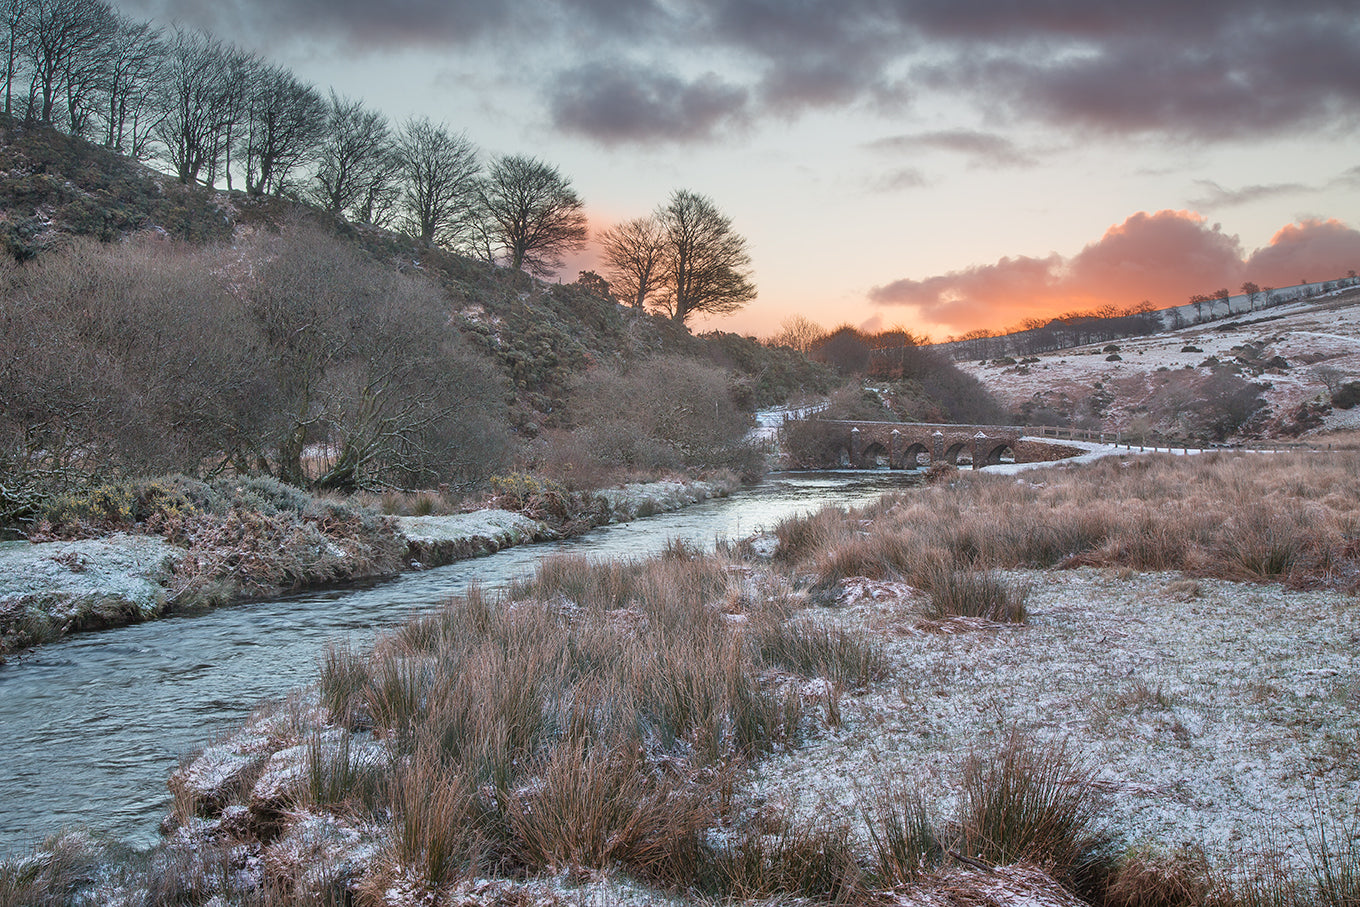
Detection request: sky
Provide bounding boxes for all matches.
[114,0,1360,341]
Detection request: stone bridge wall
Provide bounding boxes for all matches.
[814,420,1035,469]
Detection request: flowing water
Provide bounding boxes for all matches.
[0,471,920,854]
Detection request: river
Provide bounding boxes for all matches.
[0,471,920,854]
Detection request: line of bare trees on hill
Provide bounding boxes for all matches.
[0,0,591,272]
[1,0,760,325]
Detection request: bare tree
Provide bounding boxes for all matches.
[395,116,480,248]
[155,28,254,186]
[598,214,664,309]
[311,91,395,222]
[245,228,506,487]
[21,0,114,126]
[767,314,824,352]
[477,154,588,274]
[96,13,163,157]
[238,62,325,196]
[656,189,756,325]
[1241,281,1261,312]
[2,0,29,116]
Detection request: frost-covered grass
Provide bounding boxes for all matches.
[5,452,1357,906]
[774,450,1360,591]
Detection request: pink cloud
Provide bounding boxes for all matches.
[870,211,1357,335]
[1245,218,1360,288]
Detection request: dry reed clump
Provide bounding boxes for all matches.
[953,732,1120,901]
[291,547,889,895]
[921,565,1030,622]
[775,452,1360,593]
[1103,844,1212,907]
[708,815,866,903]
[0,831,108,907]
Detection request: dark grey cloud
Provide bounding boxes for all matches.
[1189,179,1311,209]
[916,3,1360,139]
[868,130,1035,168]
[547,61,750,146]
[114,0,1360,146]
[1335,166,1360,190]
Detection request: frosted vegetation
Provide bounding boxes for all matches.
[4,451,1356,906]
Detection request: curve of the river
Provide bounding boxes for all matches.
[0,471,919,854]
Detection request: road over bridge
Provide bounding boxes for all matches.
[810,420,1031,469]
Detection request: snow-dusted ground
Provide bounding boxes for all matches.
[0,479,732,656]
[960,291,1360,435]
[0,534,177,636]
[746,568,1360,869]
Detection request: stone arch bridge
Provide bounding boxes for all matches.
[817,420,1027,469]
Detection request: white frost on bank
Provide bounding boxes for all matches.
[0,533,177,623]
[398,509,549,551]
[744,567,1360,870]
[591,479,727,522]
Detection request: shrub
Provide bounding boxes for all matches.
[1333,381,1360,409]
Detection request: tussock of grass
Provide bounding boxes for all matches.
[955,731,1120,900]
[774,452,1360,592]
[922,566,1030,622]
[862,783,943,885]
[1104,844,1212,907]
[292,545,881,888]
[708,817,865,903]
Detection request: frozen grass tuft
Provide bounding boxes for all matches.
[922,566,1029,622]
[956,731,1120,901]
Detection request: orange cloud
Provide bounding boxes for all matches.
[1245,218,1360,288]
[870,211,1359,336]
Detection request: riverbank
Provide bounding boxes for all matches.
[0,476,734,661]
[3,451,1357,905]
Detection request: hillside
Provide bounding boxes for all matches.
[0,115,829,417]
[0,118,841,524]
[960,286,1360,441]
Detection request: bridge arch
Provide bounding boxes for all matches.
[983,443,1016,465]
[796,419,1027,470]
[861,441,890,467]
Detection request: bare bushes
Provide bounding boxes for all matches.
[0,228,510,519]
[538,354,761,484]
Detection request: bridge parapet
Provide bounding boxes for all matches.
[816,420,1027,469]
